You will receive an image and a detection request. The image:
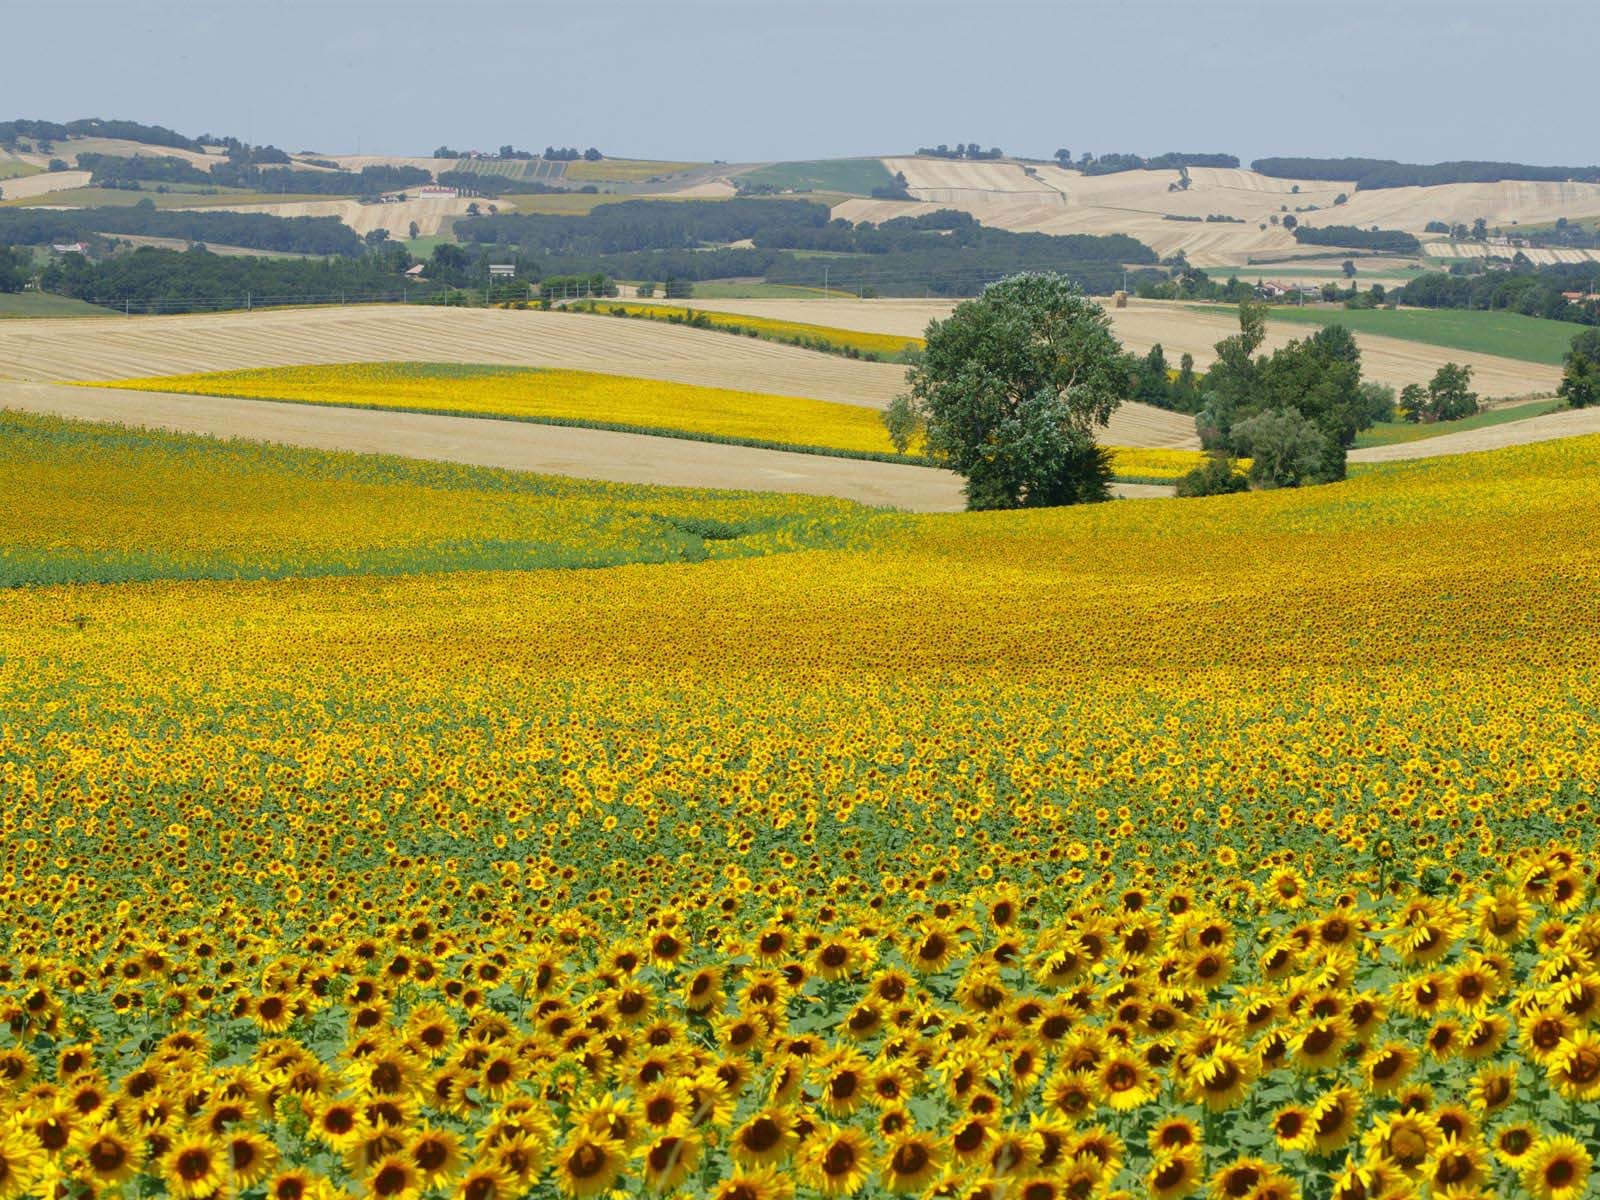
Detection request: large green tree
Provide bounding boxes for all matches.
[1197,300,1368,485]
[894,273,1127,509]
[1558,328,1600,409]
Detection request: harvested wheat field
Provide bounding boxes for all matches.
[870,158,1600,266]
[1349,404,1600,463]
[648,296,1560,398]
[0,305,906,404]
[0,168,94,200]
[0,305,1200,446]
[175,194,476,237]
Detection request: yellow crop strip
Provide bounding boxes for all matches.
[6,414,1598,1197]
[93,362,900,455]
[577,300,925,359]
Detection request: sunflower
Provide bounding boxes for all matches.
[226,1129,279,1188]
[1293,1016,1352,1072]
[1043,1070,1100,1123]
[1208,1157,1271,1200]
[908,925,959,975]
[881,1130,943,1193]
[1328,1159,1414,1200]
[1476,888,1533,947]
[1546,1030,1600,1101]
[1362,1113,1442,1177]
[80,1124,143,1185]
[1466,1065,1515,1115]
[710,1165,795,1200]
[1149,1116,1202,1156]
[267,1169,321,1200]
[1270,1105,1313,1153]
[310,1097,368,1150]
[367,1152,424,1200]
[732,1108,798,1166]
[1491,1123,1541,1168]
[638,1128,702,1191]
[818,1051,871,1117]
[552,1132,626,1198]
[1428,1140,1488,1193]
[985,1129,1041,1178]
[1096,1050,1156,1111]
[1183,1045,1255,1111]
[1361,1042,1419,1094]
[408,1125,465,1186]
[947,1114,993,1166]
[1149,1151,1202,1200]
[454,1164,516,1200]
[161,1133,228,1200]
[801,1124,873,1197]
[1524,1136,1592,1200]
[1308,1086,1362,1156]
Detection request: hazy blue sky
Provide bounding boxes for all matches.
[9,0,1595,166]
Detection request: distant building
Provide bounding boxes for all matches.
[50,242,89,255]
[417,185,458,199]
[404,263,426,279]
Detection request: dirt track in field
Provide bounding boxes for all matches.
[0,304,1200,447]
[645,297,1560,399]
[1348,406,1600,463]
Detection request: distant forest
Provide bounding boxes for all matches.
[452,199,1158,296]
[0,205,364,256]
[1292,225,1422,253]
[79,153,432,197]
[0,117,203,152]
[1253,157,1600,189]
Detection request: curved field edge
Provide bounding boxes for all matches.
[0,409,897,587]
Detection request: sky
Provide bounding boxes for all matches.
[8,0,1596,167]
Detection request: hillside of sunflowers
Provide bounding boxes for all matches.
[2,411,1598,1200]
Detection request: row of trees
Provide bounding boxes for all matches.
[431,146,602,161]
[915,144,1004,160]
[1398,264,1600,324]
[1252,157,1600,189]
[36,243,431,311]
[1060,151,1239,175]
[0,117,202,152]
[80,154,432,197]
[1291,225,1422,253]
[0,204,364,256]
[451,199,1156,296]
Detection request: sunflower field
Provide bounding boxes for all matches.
[1,414,1598,1200]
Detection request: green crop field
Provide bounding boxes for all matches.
[1260,304,1585,366]
[0,160,42,181]
[1353,397,1563,448]
[0,292,115,318]
[737,158,895,196]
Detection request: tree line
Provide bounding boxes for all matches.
[79,153,433,197]
[36,244,434,311]
[0,205,364,256]
[450,199,1156,297]
[1397,263,1600,324]
[1291,225,1422,253]
[0,117,203,152]
[1253,157,1600,189]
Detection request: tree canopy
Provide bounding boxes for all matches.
[894,273,1126,510]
